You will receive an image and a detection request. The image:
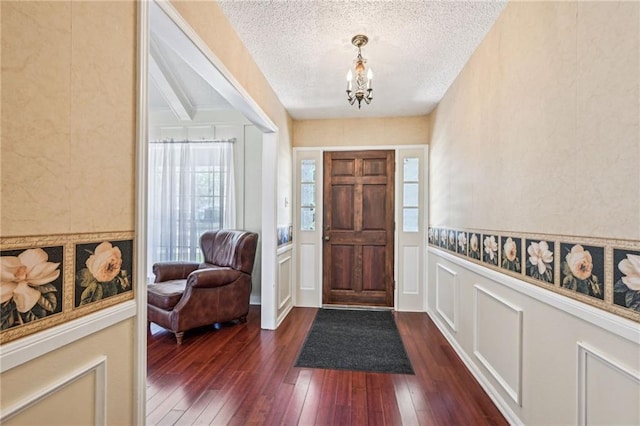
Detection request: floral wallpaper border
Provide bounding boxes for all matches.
[1,231,135,344]
[428,227,640,323]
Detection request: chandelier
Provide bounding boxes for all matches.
[346,34,373,108]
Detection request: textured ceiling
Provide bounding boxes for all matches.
[218,0,506,120]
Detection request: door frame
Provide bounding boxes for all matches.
[293,145,429,312]
[136,1,280,424]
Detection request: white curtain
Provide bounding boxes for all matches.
[147,141,235,280]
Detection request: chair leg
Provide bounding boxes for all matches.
[175,331,184,345]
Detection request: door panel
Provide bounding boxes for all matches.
[332,185,354,230]
[323,150,395,307]
[362,185,386,230]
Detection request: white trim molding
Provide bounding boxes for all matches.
[0,356,107,425]
[435,262,458,332]
[473,285,523,406]
[0,301,135,373]
[134,1,150,425]
[429,247,640,344]
[577,342,640,426]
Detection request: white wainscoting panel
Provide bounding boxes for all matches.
[402,246,420,294]
[435,263,458,332]
[577,342,640,426]
[278,254,292,310]
[0,356,107,425]
[300,244,316,291]
[474,285,523,405]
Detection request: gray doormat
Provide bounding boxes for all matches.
[295,309,414,374]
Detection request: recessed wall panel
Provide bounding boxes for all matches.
[436,263,458,331]
[578,343,640,425]
[278,255,292,309]
[474,286,523,405]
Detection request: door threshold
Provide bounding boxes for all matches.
[321,304,394,311]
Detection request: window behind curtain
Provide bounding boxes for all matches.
[147,141,235,280]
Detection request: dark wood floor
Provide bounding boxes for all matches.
[147,306,507,425]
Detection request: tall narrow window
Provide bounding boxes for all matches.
[402,157,419,232]
[300,159,316,231]
[147,140,235,278]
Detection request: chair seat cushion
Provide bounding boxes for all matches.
[147,280,186,310]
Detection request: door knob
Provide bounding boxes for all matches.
[324,235,330,241]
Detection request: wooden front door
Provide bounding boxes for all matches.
[322,150,395,307]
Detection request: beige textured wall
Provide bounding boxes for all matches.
[429,1,640,240]
[171,0,293,226]
[1,1,136,424]
[1,1,136,236]
[293,116,429,147]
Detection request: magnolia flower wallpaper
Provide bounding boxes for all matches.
[75,240,133,307]
[439,229,447,248]
[526,239,554,284]
[613,248,640,312]
[0,246,63,331]
[457,231,467,255]
[560,243,604,300]
[1,232,134,343]
[428,227,639,322]
[482,234,499,266]
[501,236,522,273]
[469,233,481,260]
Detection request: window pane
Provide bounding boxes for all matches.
[301,159,316,183]
[301,207,316,231]
[301,183,315,207]
[196,172,212,195]
[403,157,419,182]
[403,208,419,232]
[403,183,419,207]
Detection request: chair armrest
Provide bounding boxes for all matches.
[153,262,200,282]
[187,267,243,289]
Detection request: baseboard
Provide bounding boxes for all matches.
[426,308,523,425]
[276,303,294,327]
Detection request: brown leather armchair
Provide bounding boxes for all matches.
[147,230,258,345]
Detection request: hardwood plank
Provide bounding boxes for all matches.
[147,306,507,426]
[280,369,313,425]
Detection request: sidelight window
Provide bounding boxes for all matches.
[402,157,420,232]
[300,159,316,231]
